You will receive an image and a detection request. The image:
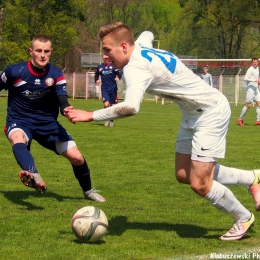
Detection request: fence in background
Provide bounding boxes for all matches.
[64,71,248,105]
[0,58,252,105]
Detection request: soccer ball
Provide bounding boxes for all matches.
[71,206,108,242]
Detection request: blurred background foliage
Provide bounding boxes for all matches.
[0,0,259,72]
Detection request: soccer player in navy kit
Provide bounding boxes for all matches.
[95,55,122,126]
[0,34,105,202]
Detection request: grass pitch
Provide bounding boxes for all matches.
[0,97,260,260]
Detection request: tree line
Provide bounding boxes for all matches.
[0,0,259,72]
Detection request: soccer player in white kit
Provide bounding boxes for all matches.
[237,58,260,126]
[65,22,260,240]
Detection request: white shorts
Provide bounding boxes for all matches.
[176,95,230,162]
[55,141,76,154]
[246,86,260,103]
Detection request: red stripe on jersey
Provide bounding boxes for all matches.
[56,76,66,85]
[13,78,27,87]
[13,78,22,85]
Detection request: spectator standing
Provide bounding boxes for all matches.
[201,66,213,87]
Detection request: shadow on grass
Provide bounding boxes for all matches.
[71,238,107,245]
[0,190,76,210]
[107,215,255,239]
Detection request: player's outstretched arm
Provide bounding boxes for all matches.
[64,108,94,123]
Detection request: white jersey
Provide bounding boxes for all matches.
[244,66,259,88]
[134,31,154,48]
[201,73,213,87]
[93,33,226,121]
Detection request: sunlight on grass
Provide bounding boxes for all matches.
[0,98,259,259]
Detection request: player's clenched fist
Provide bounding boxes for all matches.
[64,108,94,123]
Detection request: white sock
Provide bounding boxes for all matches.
[239,106,248,119]
[256,107,260,121]
[205,181,251,222]
[214,164,254,188]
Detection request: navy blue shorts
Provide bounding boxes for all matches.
[102,88,117,104]
[4,120,73,154]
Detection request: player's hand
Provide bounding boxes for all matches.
[65,109,94,123]
[64,106,75,123]
[64,106,74,113]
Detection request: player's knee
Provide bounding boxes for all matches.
[190,182,209,197]
[67,152,84,166]
[175,173,189,184]
[104,102,110,108]
[9,129,27,144]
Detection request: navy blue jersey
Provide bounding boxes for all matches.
[95,62,122,90]
[0,61,67,125]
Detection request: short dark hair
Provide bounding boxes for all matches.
[98,22,134,45]
[31,35,52,48]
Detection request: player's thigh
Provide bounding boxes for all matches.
[175,152,191,184]
[109,89,117,105]
[34,124,75,155]
[254,88,260,103]
[190,160,216,196]
[193,102,230,159]
[101,89,110,103]
[246,87,256,103]
[175,127,193,183]
[61,145,84,165]
[4,122,32,145]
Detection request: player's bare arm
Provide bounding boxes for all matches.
[64,109,94,123]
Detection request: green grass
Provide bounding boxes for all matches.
[0,97,260,260]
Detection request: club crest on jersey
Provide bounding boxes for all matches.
[1,72,7,83]
[45,78,54,87]
[34,79,41,85]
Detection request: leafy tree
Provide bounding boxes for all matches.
[140,0,182,51]
[0,0,78,69]
[177,0,260,58]
[1,0,260,71]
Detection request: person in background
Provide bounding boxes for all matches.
[95,55,122,126]
[201,66,213,87]
[237,57,260,126]
[0,34,105,202]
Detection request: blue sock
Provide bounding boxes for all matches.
[72,158,91,192]
[12,143,37,172]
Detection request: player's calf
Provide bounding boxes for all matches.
[249,169,260,211]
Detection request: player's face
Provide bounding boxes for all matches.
[103,56,110,64]
[29,40,53,69]
[102,35,129,69]
[252,59,259,68]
